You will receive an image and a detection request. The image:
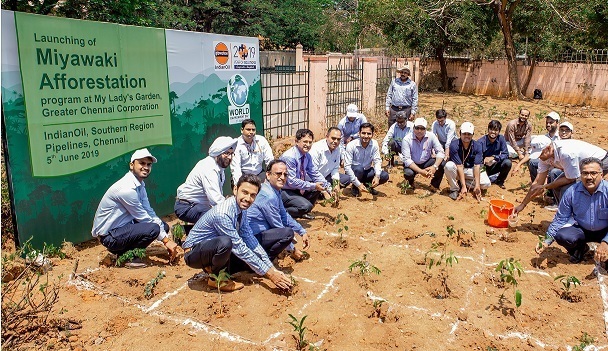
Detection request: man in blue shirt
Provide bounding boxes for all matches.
[182,174,293,292]
[537,157,608,265]
[280,129,331,219]
[382,111,413,168]
[337,104,367,156]
[445,122,490,201]
[92,149,178,268]
[385,66,418,128]
[477,120,512,189]
[248,160,309,261]
[344,123,389,197]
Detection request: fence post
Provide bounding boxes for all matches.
[305,55,329,138]
[361,57,378,116]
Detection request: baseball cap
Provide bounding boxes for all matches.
[346,104,359,118]
[130,148,157,163]
[546,111,560,121]
[460,122,475,134]
[413,118,427,128]
[559,121,573,132]
[529,135,552,159]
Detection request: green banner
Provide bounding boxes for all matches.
[15,12,172,177]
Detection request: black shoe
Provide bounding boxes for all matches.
[569,245,590,263]
[368,187,379,195]
[301,213,315,220]
[496,183,506,189]
[351,186,360,197]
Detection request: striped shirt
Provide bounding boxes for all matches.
[385,77,418,113]
[344,139,382,188]
[401,132,444,167]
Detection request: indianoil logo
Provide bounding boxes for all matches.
[214,42,229,65]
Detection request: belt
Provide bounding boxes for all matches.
[183,247,192,253]
[175,197,194,205]
[391,105,411,110]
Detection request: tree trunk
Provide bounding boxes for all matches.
[436,46,449,92]
[521,56,536,97]
[494,1,524,99]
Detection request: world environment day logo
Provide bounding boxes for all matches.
[228,74,248,107]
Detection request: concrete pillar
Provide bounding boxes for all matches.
[361,57,378,115]
[305,55,329,138]
[295,44,304,70]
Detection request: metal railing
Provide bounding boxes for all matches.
[261,57,309,138]
[375,57,397,117]
[326,58,363,128]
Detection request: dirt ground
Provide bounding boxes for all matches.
[5,92,608,351]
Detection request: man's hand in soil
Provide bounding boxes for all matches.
[301,233,310,250]
[371,176,380,188]
[358,184,369,193]
[164,239,178,263]
[265,267,292,290]
[473,186,482,202]
[535,241,548,255]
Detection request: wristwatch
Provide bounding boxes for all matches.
[432,164,439,169]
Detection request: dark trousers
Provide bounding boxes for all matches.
[548,168,571,203]
[100,221,169,256]
[388,105,412,127]
[554,224,608,256]
[529,158,540,182]
[403,158,444,189]
[324,174,351,188]
[387,140,401,165]
[174,200,209,224]
[281,189,321,218]
[183,228,294,275]
[485,158,512,186]
[352,166,389,186]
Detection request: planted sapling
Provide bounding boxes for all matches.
[116,248,147,267]
[209,268,231,316]
[554,275,581,301]
[331,213,349,248]
[496,258,524,308]
[425,242,459,298]
[287,314,310,350]
[349,254,381,287]
[572,332,595,351]
[144,271,166,299]
[171,223,185,246]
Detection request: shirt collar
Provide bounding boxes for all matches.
[126,171,144,188]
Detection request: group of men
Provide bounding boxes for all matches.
[92,66,607,293]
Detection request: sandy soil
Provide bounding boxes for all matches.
[5,92,608,351]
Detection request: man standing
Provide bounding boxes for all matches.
[174,137,237,223]
[344,123,390,196]
[230,119,275,184]
[401,118,444,191]
[385,66,418,127]
[477,120,512,189]
[382,111,413,168]
[182,174,293,292]
[445,122,491,201]
[309,127,351,201]
[431,109,456,161]
[248,160,310,261]
[528,111,561,181]
[513,138,608,215]
[505,108,532,166]
[92,149,178,268]
[337,104,368,154]
[280,129,331,219]
[536,158,608,265]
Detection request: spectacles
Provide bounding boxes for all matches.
[222,151,234,157]
[581,171,602,177]
[271,172,288,178]
[414,126,426,130]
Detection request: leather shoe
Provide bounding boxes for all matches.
[569,245,590,264]
[124,258,147,269]
[351,186,360,197]
[301,213,315,220]
[207,278,244,292]
[368,187,379,195]
[448,190,459,200]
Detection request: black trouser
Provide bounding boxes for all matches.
[485,158,512,186]
[183,228,294,274]
[324,174,351,188]
[554,224,608,257]
[174,200,210,224]
[281,189,321,218]
[100,221,169,256]
[403,158,444,189]
[352,166,390,186]
[388,105,411,127]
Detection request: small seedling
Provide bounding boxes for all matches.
[572,332,595,351]
[43,243,66,259]
[349,254,381,277]
[447,215,454,220]
[479,208,488,219]
[287,314,309,350]
[335,213,349,240]
[172,223,185,245]
[371,298,387,319]
[425,241,459,298]
[209,268,231,316]
[399,180,412,194]
[116,248,147,267]
[446,225,455,238]
[537,235,545,250]
[496,258,524,308]
[144,271,165,299]
[554,275,581,301]
[528,209,536,223]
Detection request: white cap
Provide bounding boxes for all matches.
[546,111,560,121]
[413,118,427,128]
[130,148,157,163]
[208,136,237,157]
[460,122,475,134]
[529,135,552,159]
[346,104,359,118]
[559,121,573,132]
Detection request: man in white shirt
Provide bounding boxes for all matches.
[92,149,178,268]
[344,123,389,197]
[337,104,368,156]
[382,111,413,167]
[174,137,236,223]
[431,109,456,160]
[528,111,561,181]
[514,138,608,215]
[309,127,351,202]
[230,119,274,185]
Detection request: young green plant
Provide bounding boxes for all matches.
[144,271,166,299]
[116,248,147,267]
[496,258,524,308]
[171,223,185,245]
[425,241,459,298]
[287,314,309,350]
[209,268,231,316]
[335,213,349,240]
[554,275,581,301]
[572,332,595,351]
[349,253,381,277]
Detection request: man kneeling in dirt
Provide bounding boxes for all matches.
[536,157,608,265]
[182,174,293,292]
[92,149,178,268]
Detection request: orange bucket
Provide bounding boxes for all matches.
[487,199,514,228]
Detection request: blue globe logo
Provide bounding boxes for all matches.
[228,74,248,107]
